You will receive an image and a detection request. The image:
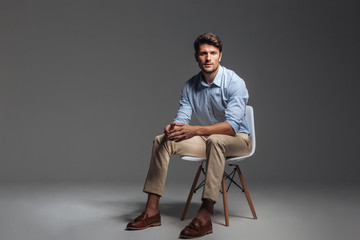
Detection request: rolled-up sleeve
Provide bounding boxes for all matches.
[225,79,248,133]
[173,84,192,124]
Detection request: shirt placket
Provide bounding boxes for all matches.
[207,86,213,123]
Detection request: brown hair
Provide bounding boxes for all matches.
[194,33,222,53]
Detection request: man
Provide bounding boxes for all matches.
[126,33,251,238]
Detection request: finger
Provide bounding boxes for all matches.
[169,127,182,134]
[174,132,187,141]
[169,130,182,141]
[167,132,179,140]
[168,129,176,135]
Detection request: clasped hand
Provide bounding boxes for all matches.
[164,122,198,142]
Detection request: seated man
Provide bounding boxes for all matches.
[126,32,252,239]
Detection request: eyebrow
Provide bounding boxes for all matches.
[198,50,218,54]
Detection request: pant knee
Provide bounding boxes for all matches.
[153,134,173,153]
[153,134,165,145]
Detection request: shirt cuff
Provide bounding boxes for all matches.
[226,120,240,133]
[173,118,188,124]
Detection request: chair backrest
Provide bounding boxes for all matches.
[225,105,256,163]
[245,105,256,157]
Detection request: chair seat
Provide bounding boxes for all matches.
[181,156,205,162]
[181,155,249,164]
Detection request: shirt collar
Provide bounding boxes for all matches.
[199,65,223,87]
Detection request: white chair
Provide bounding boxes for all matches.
[180,105,257,226]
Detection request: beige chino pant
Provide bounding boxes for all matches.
[143,133,252,202]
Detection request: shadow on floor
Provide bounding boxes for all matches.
[103,198,252,226]
[88,191,257,227]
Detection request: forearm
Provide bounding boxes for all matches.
[167,121,235,142]
[195,121,235,136]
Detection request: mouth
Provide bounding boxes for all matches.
[204,63,212,67]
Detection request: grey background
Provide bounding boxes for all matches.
[1,0,360,185]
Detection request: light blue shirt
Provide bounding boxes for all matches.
[174,66,250,134]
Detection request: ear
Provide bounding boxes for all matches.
[194,52,199,62]
[219,52,222,62]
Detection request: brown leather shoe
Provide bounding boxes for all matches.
[179,218,213,238]
[126,212,161,230]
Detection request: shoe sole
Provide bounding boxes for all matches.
[126,222,161,230]
[179,229,213,239]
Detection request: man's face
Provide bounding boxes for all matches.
[195,44,222,74]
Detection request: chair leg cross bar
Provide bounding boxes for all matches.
[224,168,244,192]
[192,166,243,195]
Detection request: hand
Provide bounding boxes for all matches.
[164,124,172,136]
[167,123,198,142]
[164,123,176,136]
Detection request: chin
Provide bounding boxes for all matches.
[202,67,217,74]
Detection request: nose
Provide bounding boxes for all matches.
[206,53,211,61]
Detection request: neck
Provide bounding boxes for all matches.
[202,66,220,85]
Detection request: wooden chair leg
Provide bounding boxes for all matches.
[181,164,203,220]
[221,174,230,226]
[235,165,257,219]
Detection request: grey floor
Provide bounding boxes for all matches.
[0,181,359,240]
